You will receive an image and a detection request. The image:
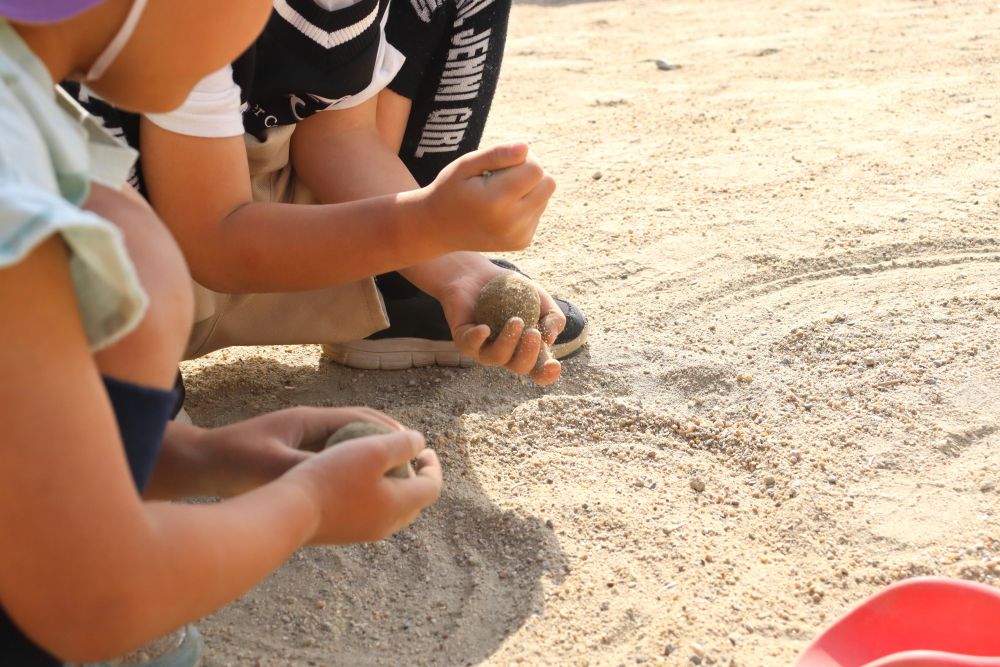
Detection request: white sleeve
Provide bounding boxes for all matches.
[144,65,245,138]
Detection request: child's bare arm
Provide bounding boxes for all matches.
[0,239,311,660]
[0,240,440,662]
[139,122,434,293]
[293,98,555,249]
[292,99,563,384]
[140,116,546,294]
[144,406,403,500]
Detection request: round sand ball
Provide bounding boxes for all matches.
[325,421,394,445]
[324,422,411,479]
[474,272,541,341]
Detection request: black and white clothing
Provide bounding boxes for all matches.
[64,0,513,191]
[68,0,404,146]
[242,0,404,136]
[387,0,513,186]
[149,0,404,140]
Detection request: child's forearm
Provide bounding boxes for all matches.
[158,190,449,293]
[140,120,452,294]
[144,417,315,502]
[135,484,318,643]
[25,480,318,663]
[141,422,212,500]
[200,193,451,293]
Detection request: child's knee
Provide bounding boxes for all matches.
[86,184,193,388]
[101,269,192,388]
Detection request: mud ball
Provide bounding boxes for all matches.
[325,421,394,445]
[474,272,541,341]
[325,422,412,479]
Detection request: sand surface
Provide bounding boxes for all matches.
[182,0,1000,664]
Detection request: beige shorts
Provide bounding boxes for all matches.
[184,125,388,359]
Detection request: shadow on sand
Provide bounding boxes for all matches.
[182,350,604,665]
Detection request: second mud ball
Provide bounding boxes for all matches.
[474,272,542,340]
[326,422,412,480]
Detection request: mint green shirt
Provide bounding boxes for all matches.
[0,20,147,351]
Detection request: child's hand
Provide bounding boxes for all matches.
[184,407,404,499]
[420,143,556,253]
[414,256,565,386]
[281,429,441,544]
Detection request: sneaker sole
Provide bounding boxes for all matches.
[323,323,589,371]
[322,339,476,370]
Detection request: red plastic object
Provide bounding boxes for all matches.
[795,577,1000,667]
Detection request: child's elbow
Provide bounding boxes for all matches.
[188,257,244,294]
[185,239,264,295]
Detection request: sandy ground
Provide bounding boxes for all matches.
[181,0,1000,664]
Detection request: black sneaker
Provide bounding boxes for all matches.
[322,261,589,370]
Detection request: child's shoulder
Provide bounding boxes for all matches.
[0,27,147,354]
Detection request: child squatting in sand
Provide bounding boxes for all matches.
[0,1,441,664]
[67,0,588,392]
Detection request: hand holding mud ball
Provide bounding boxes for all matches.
[324,422,414,479]
[474,272,553,371]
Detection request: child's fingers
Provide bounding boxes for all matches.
[290,406,403,450]
[536,289,566,346]
[392,450,443,520]
[519,172,557,203]
[516,175,557,219]
[539,310,566,346]
[413,448,439,473]
[454,143,529,179]
[453,323,492,358]
[530,358,562,386]
[370,430,426,475]
[477,318,525,366]
[488,160,547,200]
[412,449,442,488]
[505,328,543,376]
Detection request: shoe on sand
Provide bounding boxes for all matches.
[323,260,589,371]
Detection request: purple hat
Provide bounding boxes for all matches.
[0,0,106,23]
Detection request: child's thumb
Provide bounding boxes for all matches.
[454,142,530,178]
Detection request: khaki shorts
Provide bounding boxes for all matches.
[184,125,388,359]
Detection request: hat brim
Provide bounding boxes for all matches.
[0,0,105,24]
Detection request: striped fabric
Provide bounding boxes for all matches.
[241,0,395,134]
[273,0,380,50]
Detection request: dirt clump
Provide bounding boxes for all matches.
[325,422,411,479]
[474,272,541,340]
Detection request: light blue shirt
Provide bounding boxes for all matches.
[0,20,147,351]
